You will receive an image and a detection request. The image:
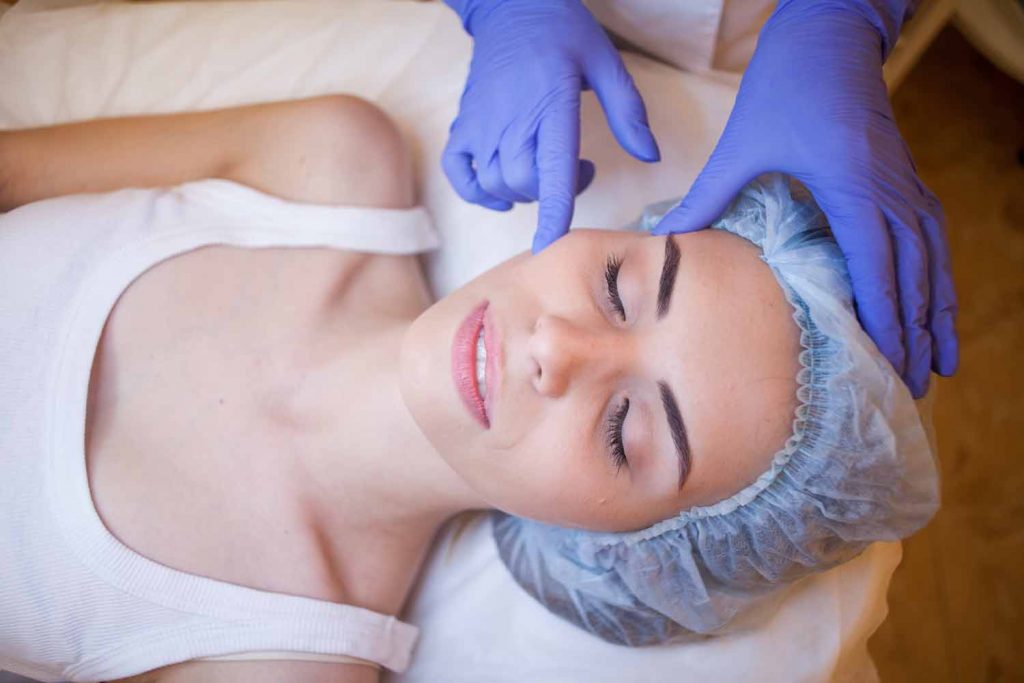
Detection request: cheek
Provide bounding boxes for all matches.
[474,411,629,528]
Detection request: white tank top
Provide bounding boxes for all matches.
[0,180,439,682]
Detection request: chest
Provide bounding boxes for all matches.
[84,245,428,601]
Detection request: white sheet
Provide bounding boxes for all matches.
[0,3,899,681]
[398,515,899,683]
[0,0,743,297]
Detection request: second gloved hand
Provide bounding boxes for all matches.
[652,1,958,398]
[443,0,660,253]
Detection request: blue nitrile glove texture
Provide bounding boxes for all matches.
[652,0,958,398]
[443,0,661,254]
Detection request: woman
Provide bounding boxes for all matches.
[0,95,937,682]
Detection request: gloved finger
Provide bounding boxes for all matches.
[479,150,533,204]
[916,186,959,376]
[881,197,932,398]
[813,188,906,377]
[441,140,513,212]
[533,94,582,253]
[902,139,958,379]
[585,51,660,163]
[501,132,596,199]
[652,143,755,235]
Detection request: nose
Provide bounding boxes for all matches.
[528,314,622,397]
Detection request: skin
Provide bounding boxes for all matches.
[402,228,801,531]
[1,96,798,683]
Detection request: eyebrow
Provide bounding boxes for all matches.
[656,236,681,319]
[658,380,692,490]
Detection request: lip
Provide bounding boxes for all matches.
[452,300,492,428]
[482,303,502,424]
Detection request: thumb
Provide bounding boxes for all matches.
[653,147,755,235]
[586,54,660,163]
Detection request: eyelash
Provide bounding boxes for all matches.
[606,397,630,473]
[604,255,626,321]
[603,254,629,473]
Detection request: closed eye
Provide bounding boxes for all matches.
[606,397,629,473]
[604,254,626,321]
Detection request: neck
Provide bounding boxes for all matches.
[285,319,487,541]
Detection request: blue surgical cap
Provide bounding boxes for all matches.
[492,174,940,645]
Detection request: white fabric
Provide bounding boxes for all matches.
[0,180,434,682]
[0,2,899,681]
[584,0,724,72]
[398,515,900,683]
[582,0,775,74]
[0,0,743,298]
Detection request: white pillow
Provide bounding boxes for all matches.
[396,514,898,683]
[0,3,897,681]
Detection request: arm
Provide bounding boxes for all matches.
[0,105,241,210]
[0,95,413,211]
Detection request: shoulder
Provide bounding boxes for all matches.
[226,95,414,209]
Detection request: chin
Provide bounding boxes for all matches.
[399,305,457,454]
[398,313,433,422]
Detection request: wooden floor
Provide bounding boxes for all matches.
[867,27,1024,683]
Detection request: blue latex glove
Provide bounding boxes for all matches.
[442,0,660,253]
[652,0,958,398]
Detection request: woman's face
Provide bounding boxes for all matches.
[400,229,800,532]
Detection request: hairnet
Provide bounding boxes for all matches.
[491,174,940,645]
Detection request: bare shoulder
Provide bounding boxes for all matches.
[226,95,415,209]
[111,658,381,683]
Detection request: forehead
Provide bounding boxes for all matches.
[632,230,802,506]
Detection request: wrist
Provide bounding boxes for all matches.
[772,0,916,59]
[444,0,512,35]
[445,0,586,36]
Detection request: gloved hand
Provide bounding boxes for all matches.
[442,0,660,253]
[652,0,958,398]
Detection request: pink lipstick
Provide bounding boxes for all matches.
[452,301,490,428]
